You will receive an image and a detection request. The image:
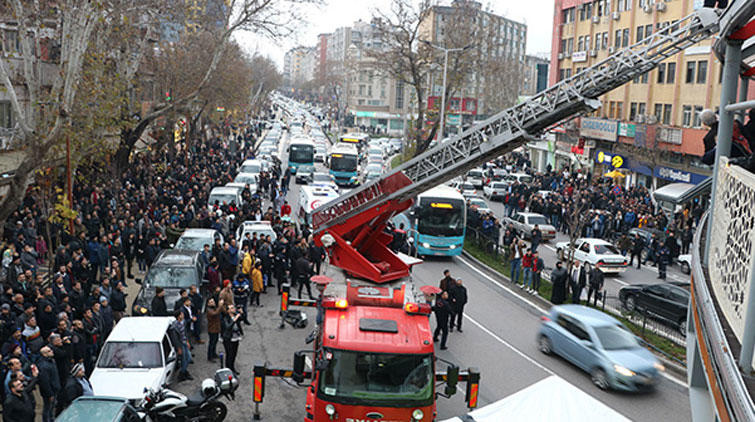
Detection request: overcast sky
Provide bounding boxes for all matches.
[234,0,554,70]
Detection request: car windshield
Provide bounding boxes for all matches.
[527,215,548,225]
[147,266,197,288]
[290,144,314,163]
[319,350,433,407]
[313,173,331,182]
[417,197,465,237]
[299,166,314,174]
[594,325,640,351]
[469,199,486,208]
[97,342,162,368]
[240,163,261,173]
[235,174,256,183]
[468,170,483,178]
[174,236,208,251]
[462,184,475,191]
[208,194,237,206]
[331,155,358,171]
[594,244,621,255]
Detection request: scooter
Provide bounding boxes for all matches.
[137,367,239,422]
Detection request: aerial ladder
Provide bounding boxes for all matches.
[311,9,721,283]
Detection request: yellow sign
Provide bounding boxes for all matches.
[430,203,453,209]
[342,138,358,143]
[331,154,343,158]
[597,151,605,163]
[611,155,623,168]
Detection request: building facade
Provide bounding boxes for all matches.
[283,46,315,86]
[522,54,550,96]
[546,0,754,188]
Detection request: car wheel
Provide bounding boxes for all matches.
[625,296,636,312]
[591,368,610,390]
[538,335,553,355]
[681,262,690,275]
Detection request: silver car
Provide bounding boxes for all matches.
[503,212,557,240]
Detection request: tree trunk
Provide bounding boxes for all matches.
[0,155,36,237]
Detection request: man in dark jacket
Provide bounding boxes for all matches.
[110,282,127,322]
[151,287,169,316]
[59,363,92,411]
[439,269,454,292]
[587,266,605,306]
[37,346,60,422]
[432,291,453,350]
[308,241,325,275]
[294,256,313,299]
[550,261,568,304]
[448,279,468,333]
[4,371,38,422]
[630,234,645,269]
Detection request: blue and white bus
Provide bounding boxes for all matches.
[287,137,314,174]
[328,143,360,187]
[339,132,369,153]
[393,185,466,257]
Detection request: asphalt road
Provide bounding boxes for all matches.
[147,127,692,421]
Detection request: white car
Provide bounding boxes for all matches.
[90,317,178,400]
[555,238,629,274]
[236,221,277,257]
[449,181,476,197]
[483,182,509,200]
[678,254,691,275]
[466,169,485,189]
[467,197,493,215]
[174,228,223,251]
[234,172,259,185]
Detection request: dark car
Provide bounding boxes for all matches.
[132,250,206,316]
[56,396,141,422]
[619,282,690,335]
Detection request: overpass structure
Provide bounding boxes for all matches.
[688,1,755,421]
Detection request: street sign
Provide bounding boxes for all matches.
[216,106,225,112]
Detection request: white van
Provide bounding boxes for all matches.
[503,172,533,184]
[208,186,243,211]
[298,185,339,226]
[90,317,177,400]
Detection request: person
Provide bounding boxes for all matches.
[530,224,542,253]
[110,282,127,322]
[4,369,38,422]
[630,234,644,269]
[232,275,251,325]
[59,363,92,410]
[308,240,325,275]
[658,244,670,280]
[550,261,568,305]
[572,263,588,304]
[448,279,467,333]
[151,286,169,316]
[221,304,244,376]
[587,265,604,307]
[205,298,221,362]
[643,233,659,267]
[251,262,264,308]
[510,240,524,285]
[700,108,752,165]
[439,269,454,292]
[294,255,313,300]
[531,251,544,294]
[522,248,533,292]
[432,291,452,350]
[37,346,60,422]
[169,310,193,381]
[219,279,235,312]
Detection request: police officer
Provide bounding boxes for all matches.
[658,244,670,280]
[308,240,325,275]
[232,275,251,325]
[432,291,452,350]
[448,279,467,333]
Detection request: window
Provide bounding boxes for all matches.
[654,104,663,122]
[636,26,644,42]
[560,39,566,54]
[556,314,590,341]
[630,102,638,121]
[614,30,622,48]
[663,104,672,125]
[657,63,666,83]
[395,82,404,109]
[578,36,584,51]
[616,102,624,119]
[696,60,708,84]
[694,105,703,128]
[359,85,365,95]
[682,105,692,127]
[585,35,591,51]
[162,336,172,361]
[622,29,629,47]
[0,102,11,129]
[2,30,20,54]
[567,38,574,54]
[666,62,676,83]
[563,7,575,23]
[685,61,695,83]
[602,32,609,49]
[645,24,653,39]
[638,102,646,117]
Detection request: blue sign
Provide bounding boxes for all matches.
[653,166,708,184]
[594,150,628,168]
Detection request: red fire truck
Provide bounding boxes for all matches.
[252,282,479,422]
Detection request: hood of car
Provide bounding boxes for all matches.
[602,347,658,373]
[90,367,166,399]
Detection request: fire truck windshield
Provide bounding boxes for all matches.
[318,350,434,406]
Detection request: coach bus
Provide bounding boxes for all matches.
[328,143,360,187]
[287,137,315,174]
[338,132,369,153]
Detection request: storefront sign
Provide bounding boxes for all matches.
[572,51,587,63]
[355,111,376,117]
[594,150,627,168]
[654,166,708,184]
[580,118,618,142]
[618,123,636,137]
[446,114,461,125]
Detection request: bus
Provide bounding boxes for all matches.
[287,137,314,174]
[328,143,360,187]
[393,185,466,257]
[338,132,369,153]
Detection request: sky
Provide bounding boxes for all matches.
[234,0,554,71]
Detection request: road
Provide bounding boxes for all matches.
[163,128,691,421]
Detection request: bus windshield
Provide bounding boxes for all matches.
[331,155,358,172]
[417,197,465,237]
[290,144,314,164]
[319,350,433,407]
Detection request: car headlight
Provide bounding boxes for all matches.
[325,404,335,416]
[613,364,635,377]
[412,409,424,421]
[449,244,456,249]
[422,242,430,248]
[654,362,665,372]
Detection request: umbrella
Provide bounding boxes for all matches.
[604,169,625,178]
[420,285,442,295]
[311,275,333,286]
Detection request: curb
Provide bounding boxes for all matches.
[460,250,688,381]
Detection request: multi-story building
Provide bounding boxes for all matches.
[545,0,754,188]
[522,54,550,96]
[316,33,331,82]
[283,46,314,86]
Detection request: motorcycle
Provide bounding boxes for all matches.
[137,368,239,422]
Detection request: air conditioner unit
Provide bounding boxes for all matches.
[590,50,598,57]
[643,4,653,13]
[558,53,564,60]
[592,16,600,24]
[612,11,620,20]
[636,115,646,123]
[608,46,616,54]
[656,2,666,12]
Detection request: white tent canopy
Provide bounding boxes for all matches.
[442,376,630,422]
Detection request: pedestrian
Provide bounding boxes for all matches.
[522,248,533,292]
[169,310,193,381]
[37,346,60,422]
[232,275,251,325]
[110,282,127,322]
[432,291,452,351]
[630,234,644,269]
[448,279,467,333]
[308,240,325,275]
[530,224,542,253]
[531,251,544,294]
[439,269,454,292]
[658,244,670,280]
[572,263,588,304]
[59,363,92,410]
[219,279,235,312]
[550,261,568,305]
[587,265,604,307]
[221,304,244,376]
[150,286,169,316]
[205,298,221,362]
[294,255,313,300]
[510,240,524,285]
[251,262,264,308]
[4,368,38,422]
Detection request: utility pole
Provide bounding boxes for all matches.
[420,41,472,139]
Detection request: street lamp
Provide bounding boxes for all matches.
[420,40,473,138]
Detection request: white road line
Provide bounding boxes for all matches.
[611,278,629,286]
[661,370,687,387]
[463,314,554,376]
[543,245,557,252]
[457,255,547,314]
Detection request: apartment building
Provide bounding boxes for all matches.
[547,0,754,188]
[522,54,550,96]
[283,46,315,86]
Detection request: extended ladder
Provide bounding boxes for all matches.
[311,9,720,283]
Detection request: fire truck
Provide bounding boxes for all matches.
[252,281,479,422]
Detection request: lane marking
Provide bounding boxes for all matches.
[543,245,557,252]
[611,278,629,287]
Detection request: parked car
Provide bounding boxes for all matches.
[555,238,629,274]
[56,396,143,422]
[295,165,315,184]
[538,305,664,391]
[207,186,243,211]
[132,250,207,315]
[234,172,259,185]
[503,172,533,184]
[90,317,178,400]
[174,228,223,251]
[503,212,557,240]
[449,180,476,197]
[236,221,277,256]
[483,181,509,201]
[465,169,485,189]
[467,197,493,215]
[619,282,690,335]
